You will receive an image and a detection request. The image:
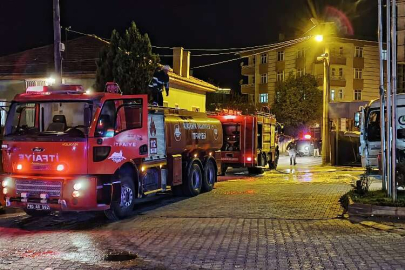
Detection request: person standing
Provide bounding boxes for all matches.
[286,138,298,165]
[312,139,320,157]
[148,65,170,106]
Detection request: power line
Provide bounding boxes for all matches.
[191,36,310,69]
[64,27,110,44]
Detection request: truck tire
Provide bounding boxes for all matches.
[202,160,216,192]
[105,174,135,220]
[183,162,203,197]
[269,151,279,170]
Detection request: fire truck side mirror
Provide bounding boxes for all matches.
[354,112,360,127]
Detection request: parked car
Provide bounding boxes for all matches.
[296,139,313,156]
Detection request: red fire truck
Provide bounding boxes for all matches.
[0,84,223,219]
[208,110,279,174]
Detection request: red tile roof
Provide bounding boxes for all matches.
[0,36,105,77]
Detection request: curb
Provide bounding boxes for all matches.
[346,196,405,236]
[348,203,405,217]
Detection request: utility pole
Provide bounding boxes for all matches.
[378,0,387,191]
[321,48,330,165]
[387,0,392,197]
[392,0,398,201]
[53,0,62,84]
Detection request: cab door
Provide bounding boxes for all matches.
[88,96,148,175]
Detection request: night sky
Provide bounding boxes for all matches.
[0,0,377,92]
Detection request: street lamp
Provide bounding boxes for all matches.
[316,36,331,165]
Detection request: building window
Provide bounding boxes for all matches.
[260,93,268,103]
[339,68,343,77]
[339,47,344,56]
[331,68,336,77]
[331,89,335,101]
[382,49,387,60]
[354,89,362,100]
[261,53,267,64]
[297,49,305,58]
[261,73,268,83]
[276,71,284,82]
[354,68,363,79]
[355,46,364,58]
[277,51,285,61]
[338,89,344,99]
[297,68,303,77]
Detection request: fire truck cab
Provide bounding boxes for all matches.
[208,110,279,174]
[0,84,222,219]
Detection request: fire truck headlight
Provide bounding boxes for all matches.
[16,164,22,170]
[2,177,12,188]
[56,164,65,171]
[73,182,82,191]
[72,191,80,198]
[2,188,8,195]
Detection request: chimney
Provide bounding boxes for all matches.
[173,47,183,76]
[182,50,191,78]
[278,33,285,41]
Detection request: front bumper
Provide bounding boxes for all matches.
[0,174,109,212]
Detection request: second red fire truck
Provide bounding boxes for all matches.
[208,110,279,174]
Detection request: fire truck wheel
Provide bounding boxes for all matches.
[269,153,279,170]
[107,175,136,219]
[183,162,203,197]
[24,209,50,217]
[202,160,216,192]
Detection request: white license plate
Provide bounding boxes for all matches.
[27,203,51,211]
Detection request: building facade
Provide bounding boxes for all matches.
[240,37,382,107]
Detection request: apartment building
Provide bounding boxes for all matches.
[240,37,382,107]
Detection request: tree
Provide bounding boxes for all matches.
[96,22,160,94]
[272,73,322,136]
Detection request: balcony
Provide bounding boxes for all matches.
[330,54,346,65]
[316,75,346,87]
[241,83,255,94]
[241,64,255,76]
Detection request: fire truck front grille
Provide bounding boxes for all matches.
[16,180,62,197]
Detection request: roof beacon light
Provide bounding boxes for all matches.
[304,134,312,140]
[105,82,122,94]
[26,85,84,94]
[224,115,237,120]
[26,86,50,94]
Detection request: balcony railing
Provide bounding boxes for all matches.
[241,83,255,94]
[241,64,255,76]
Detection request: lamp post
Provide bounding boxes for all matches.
[316,38,331,165]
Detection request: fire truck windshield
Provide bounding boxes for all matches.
[4,101,94,138]
[222,124,240,151]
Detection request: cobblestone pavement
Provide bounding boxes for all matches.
[2,163,405,269]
